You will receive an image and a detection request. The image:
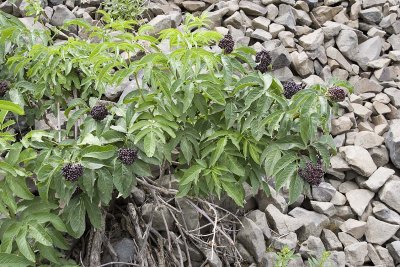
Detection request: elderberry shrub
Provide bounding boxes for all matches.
[298,158,324,186]
[118,148,138,165]
[283,81,304,99]
[218,34,234,54]
[90,105,108,121]
[328,86,346,102]
[255,50,272,73]
[61,163,84,181]
[0,80,10,97]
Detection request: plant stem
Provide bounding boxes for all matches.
[73,89,78,139]
[57,101,61,142]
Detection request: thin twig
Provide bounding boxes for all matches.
[209,204,218,260]
[57,101,61,142]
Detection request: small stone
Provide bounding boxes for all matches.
[384,88,400,107]
[265,204,302,235]
[363,167,395,192]
[310,201,336,217]
[50,5,76,27]
[182,1,206,12]
[340,146,377,177]
[142,204,174,231]
[271,232,298,250]
[365,216,400,245]
[389,50,400,61]
[338,181,358,194]
[321,229,342,251]
[299,236,325,259]
[329,251,346,267]
[351,103,373,120]
[387,241,400,264]
[369,146,390,167]
[251,29,272,41]
[311,182,337,202]
[385,121,400,168]
[312,6,343,25]
[353,78,383,94]
[246,210,271,240]
[331,116,353,135]
[339,219,367,239]
[372,201,400,225]
[326,46,353,72]
[379,179,400,214]
[288,207,330,241]
[252,17,270,31]
[147,15,172,35]
[291,51,314,77]
[346,189,375,217]
[354,131,384,149]
[344,242,368,266]
[299,29,324,51]
[239,0,267,16]
[237,218,266,263]
[375,245,395,267]
[331,191,347,205]
[269,23,285,38]
[355,36,383,70]
[338,232,358,247]
[360,7,383,24]
[336,29,359,60]
[110,238,135,263]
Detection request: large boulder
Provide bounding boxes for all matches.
[385,120,400,168]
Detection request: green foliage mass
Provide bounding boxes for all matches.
[0,10,348,265]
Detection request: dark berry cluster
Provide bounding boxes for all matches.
[283,81,304,99]
[255,50,272,73]
[61,163,84,181]
[218,34,234,54]
[328,86,346,102]
[298,158,324,186]
[90,105,108,121]
[0,80,10,97]
[118,148,138,165]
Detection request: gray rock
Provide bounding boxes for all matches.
[339,181,358,194]
[141,203,174,231]
[340,146,377,177]
[176,198,199,233]
[111,238,135,263]
[299,29,324,51]
[368,146,390,167]
[389,50,400,61]
[344,242,368,266]
[336,29,359,60]
[310,201,336,217]
[387,241,400,264]
[275,12,296,30]
[50,5,76,27]
[131,187,145,205]
[329,251,346,267]
[360,7,383,24]
[331,191,347,206]
[105,76,136,101]
[365,216,400,245]
[252,16,270,31]
[271,232,298,250]
[256,187,287,213]
[246,210,271,240]
[270,46,291,69]
[338,232,358,247]
[291,51,314,77]
[339,219,367,239]
[352,103,373,120]
[223,11,243,28]
[182,1,206,12]
[386,121,400,165]
[265,204,302,235]
[321,229,342,251]
[355,36,382,70]
[379,179,400,214]
[372,201,400,225]
[363,167,395,192]
[288,207,330,241]
[346,189,375,217]
[312,6,343,25]
[239,0,267,16]
[203,248,223,267]
[375,245,395,267]
[388,34,400,50]
[147,15,172,35]
[354,131,384,149]
[235,243,254,264]
[312,182,336,202]
[331,116,353,135]
[353,78,383,94]
[299,236,325,259]
[384,88,400,107]
[237,218,266,263]
[251,29,272,41]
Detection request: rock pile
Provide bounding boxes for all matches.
[2,0,400,266]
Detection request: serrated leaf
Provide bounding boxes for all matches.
[83,196,102,229]
[0,253,33,266]
[180,137,192,163]
[29,213,67,232]
[143,131,156,157]
[300,116,312,145]
[113,160,134,197]
[204,86,225,105]
[0,100,24,115]
[272,153,298,177]
[261,145,281,176]
[221,181,244,207]
[81,145,116,159]
[6,176,34,200]
[275,163,297,191]
[15,228,35,262]
[224,102,236,128]
[97,168,113,204]
[226,155,245,177]
[180,165,203,185]
[28,223,52,246]
[37,244,60,264]
[289,174,304,204]
[210,137,227,166]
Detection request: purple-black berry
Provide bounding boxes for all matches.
[283,81,304,99]
[118,148,138,165]
[0,80,10,97]
[298,158,324,186]
[218,34,234,54]
[90,105,108,121]
[328,86,346,102]
[255,50,272,74]
[61,163,84,181]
